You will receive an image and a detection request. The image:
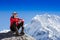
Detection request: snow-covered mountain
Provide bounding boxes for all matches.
[0,30,10,33]
[25,14,60,40]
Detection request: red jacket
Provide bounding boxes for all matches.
[10,17,24,27]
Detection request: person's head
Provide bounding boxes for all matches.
[12,12,18,18]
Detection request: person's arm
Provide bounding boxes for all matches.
[10,18,15,23]
[18,18,24,23]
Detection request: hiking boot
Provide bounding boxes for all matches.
[15,33,20,36]
[20,32,25,35]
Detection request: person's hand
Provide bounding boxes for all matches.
[18,20,21,24]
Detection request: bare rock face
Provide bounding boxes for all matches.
[0,31,35,40]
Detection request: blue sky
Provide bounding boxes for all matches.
[0,0,60,31]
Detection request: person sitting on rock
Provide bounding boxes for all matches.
[10,12,25,36]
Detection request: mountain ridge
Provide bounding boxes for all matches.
[25,14,60,40]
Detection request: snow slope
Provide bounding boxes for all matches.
[0,30,10,33]
[25,14,60,40]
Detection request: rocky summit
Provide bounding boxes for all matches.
[0,31,35,40]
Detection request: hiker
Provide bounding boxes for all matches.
[10,12,25,36]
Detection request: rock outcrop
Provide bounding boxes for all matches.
[0,31,35,40]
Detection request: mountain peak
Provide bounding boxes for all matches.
[0,31,35,40]
[25,14,60,40]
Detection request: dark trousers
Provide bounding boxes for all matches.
[10,22,24,33]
